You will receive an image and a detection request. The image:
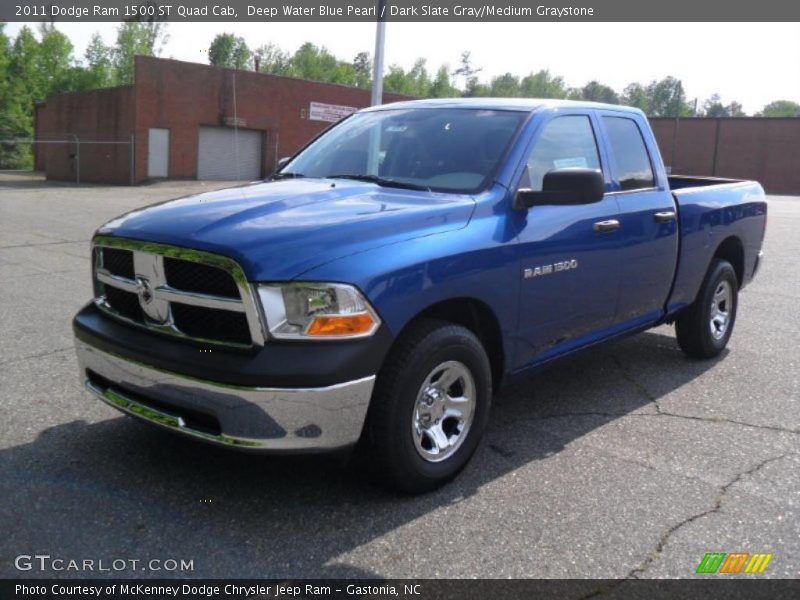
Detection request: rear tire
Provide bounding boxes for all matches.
[676,259,738,359]
[361,319,492,494]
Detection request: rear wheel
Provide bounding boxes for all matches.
[361,319,492,494]
[676,259,738,359]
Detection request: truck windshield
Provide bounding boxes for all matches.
[280,108,527,193]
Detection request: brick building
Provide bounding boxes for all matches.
[34,56,410,184]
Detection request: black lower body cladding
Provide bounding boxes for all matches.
[73,302,393,389]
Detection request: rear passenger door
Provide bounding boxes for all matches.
[599,113,679,327]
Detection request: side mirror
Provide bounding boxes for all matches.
[276,156,291,170]
[515,168,605,209]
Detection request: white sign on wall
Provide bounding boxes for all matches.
[309,101,357,123]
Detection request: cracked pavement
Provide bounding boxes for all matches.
[1,172,798,579]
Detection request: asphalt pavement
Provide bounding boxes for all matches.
[1,172,797,579]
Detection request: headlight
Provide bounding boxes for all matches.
[257,283,381,339]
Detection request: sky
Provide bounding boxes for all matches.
[6,21,800,113]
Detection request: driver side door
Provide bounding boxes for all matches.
[513,112,622,369]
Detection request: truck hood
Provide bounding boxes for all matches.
[98,179,476,281]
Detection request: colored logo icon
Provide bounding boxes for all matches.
[696,552,773,574]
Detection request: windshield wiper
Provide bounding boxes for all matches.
[272,171,305,180]
[327,174,431,192]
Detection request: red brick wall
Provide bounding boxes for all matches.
[650,117,800,195]
[34,56,411,184]
[34,86,135,184]
[133,56,411,182]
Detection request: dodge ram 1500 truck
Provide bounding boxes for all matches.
[73,99,767,492]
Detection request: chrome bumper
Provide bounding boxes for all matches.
[75,339,375,452]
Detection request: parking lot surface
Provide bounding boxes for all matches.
[1,172,798,579]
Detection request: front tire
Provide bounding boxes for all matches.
[361,319,492,494]
[676,259,738,359]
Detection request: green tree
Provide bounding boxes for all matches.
[113,21,168,84]
[37,24,76,94]
[82,33,115,88]
[407,59,431,96]
[453,50,481,91]
[0,24,11,108]
[291,42,329,80]
[0,24,22,168]
[289,42,356,85]
[464,77,490,97]
[570,81,619,104]
[2,26,41,168]
[353,51,371,89]
[208,33,251,70]
[383,59,433,96]
[519,70,568,98]
[701,94,745,117]
[330,61,358,86]
[489,73,520,97]
[702,94,726,117]
[758,100,800,117]
[621,82,649,112]
[646,76,690,117]
[8,26,41,98]
[253,43,291,75]
[727,101,745,117]
[383,65,413,95]
[429,65,459,98]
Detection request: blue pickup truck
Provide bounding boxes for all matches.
[73,99,767,492]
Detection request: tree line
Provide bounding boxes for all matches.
[1,23,798,170]
[209,36,799,120]
[0,21,167,168]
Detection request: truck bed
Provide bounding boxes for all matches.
[668,174,746,191]
[666,176,767,316]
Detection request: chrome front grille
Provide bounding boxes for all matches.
[92,236,265,347]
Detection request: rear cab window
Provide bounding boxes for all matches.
[602,116,655,191]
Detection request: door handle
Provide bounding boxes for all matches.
[654,211,677,223]
[593,219,620,233]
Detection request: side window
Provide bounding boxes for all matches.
[523,115,601,191]
[602,116,655,191]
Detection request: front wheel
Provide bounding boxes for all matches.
[675,259,738,359]
[361,319,492,494]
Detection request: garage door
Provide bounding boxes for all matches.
[197,126,263,180]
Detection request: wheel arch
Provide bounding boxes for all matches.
[713,235,745,288]
[394,297,506,391]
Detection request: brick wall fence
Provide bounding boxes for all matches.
[650,117,800,195]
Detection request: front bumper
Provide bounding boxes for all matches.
[75,339,375,452]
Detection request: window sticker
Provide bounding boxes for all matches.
[553,157,589,169]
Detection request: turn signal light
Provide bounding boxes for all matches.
[306,313,376,336]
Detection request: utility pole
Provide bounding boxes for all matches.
[371,0,387,106]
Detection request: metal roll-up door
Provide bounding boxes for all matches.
[197,126,263,180]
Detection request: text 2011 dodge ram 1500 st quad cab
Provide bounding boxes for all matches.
[73,99,767,492]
